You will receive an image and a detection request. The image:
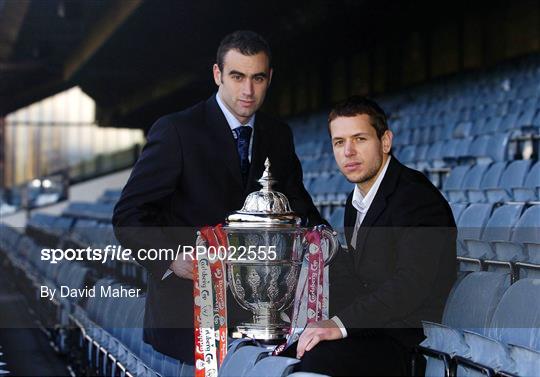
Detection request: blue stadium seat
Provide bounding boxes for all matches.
[442,122,457,140]
[442,272,510,333]
[310,174,334,209]
[326,174,350,205]
[302,159,319,176]
[245,356,300,377]
[328,207,344,230]
[219,345,269,377]
[431,125,444,142]
[459,330,514,375]
[444,165,471,202]
[511,205,540,277]
[486,132,512,162]
[421,322,469,377]
[425,141,445,168]
[411,127,423,144]
[468,162,506,203]
[515,105,537,129]
[98,189,123,204]
[457,203,493,262]
[503,344,540,376]
[454,137,473,159]
[485,160,531,202]
[398,129,412,146]
[441,139,460,161]
[488,278,540,351]
[51,216,74,237]
[467,204,524,274]
[453,121,473,139]
[398,145,416,164]
[468,135,491,164]
[531,108,540,127]
[415,144,429,163]
[449,203,468,224]
[483,116,502,135]
[470,117,488,136]
[27,213,57,231]
[460,163,490,202]
[499,112,520,132]
[513,160,540,202]
[421,272,510,376]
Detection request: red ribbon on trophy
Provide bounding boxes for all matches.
[273,228,329,355]
[194,225,228,377]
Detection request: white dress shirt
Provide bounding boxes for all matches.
[332,156,391,338]
[350,156,392,246]
[215,92,255,161]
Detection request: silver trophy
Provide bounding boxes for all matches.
[223,158,339,342]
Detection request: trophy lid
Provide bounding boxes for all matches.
[225,158,301,228]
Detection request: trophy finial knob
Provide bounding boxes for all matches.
[226,156,299,222]
[259,157,276,192]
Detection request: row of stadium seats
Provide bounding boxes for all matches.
[398,132,526,165]
[392,115,538,148]
[451,203,540,280]
[0,224,194,377]
[25,212,146,288]
[70,279,194,377]
[63,201,115,222]
[418,272,540,376]
[443,160,540,203]
[385,54,540,115]
[96,189,123,204]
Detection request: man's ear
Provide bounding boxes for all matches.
[213,64,222,86]
[382,130,393,154]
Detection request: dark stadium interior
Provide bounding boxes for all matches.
[0,0,539,376]
[3,0,537,129]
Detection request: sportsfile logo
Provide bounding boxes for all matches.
[39,244,278,263]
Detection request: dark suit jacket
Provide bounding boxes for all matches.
[112,95,324,362]
[330,157,457,344]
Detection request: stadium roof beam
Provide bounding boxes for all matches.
[0,0,30,61]
[97,72,197,126]
[62,0,143,80]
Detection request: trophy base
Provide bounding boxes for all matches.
[232,322,289,345]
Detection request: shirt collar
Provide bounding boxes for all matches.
[216,92,255,131]
[352,156,391,213]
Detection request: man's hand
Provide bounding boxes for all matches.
[170,256,194,280]
[296,319,343,359]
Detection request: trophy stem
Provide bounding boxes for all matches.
[253,308,279,325]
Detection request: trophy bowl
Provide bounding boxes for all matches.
[223,159,338,342]
[225,228,303,341]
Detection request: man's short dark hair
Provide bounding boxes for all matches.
[328,96,389,139]
[216,30,272,71]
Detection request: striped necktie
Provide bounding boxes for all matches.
[233,126,252,186]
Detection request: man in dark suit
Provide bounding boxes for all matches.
[112,31,323,364]
[290,97,457,375]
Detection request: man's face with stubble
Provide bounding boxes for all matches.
[213,49,273,124]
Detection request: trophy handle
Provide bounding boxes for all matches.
[303,225,339,266]
[318,226,339,266]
